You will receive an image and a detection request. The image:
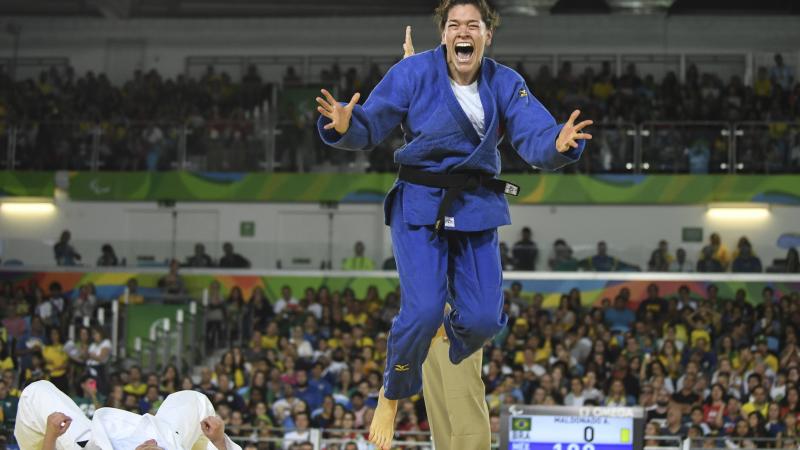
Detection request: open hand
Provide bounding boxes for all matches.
[403,26,414,58]
[316,89,361,135]
[556,109,593,152]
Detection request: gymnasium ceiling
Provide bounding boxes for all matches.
[0,0,797,19]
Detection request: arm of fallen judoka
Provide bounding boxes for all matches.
[43,412,72,450]
[202,416,243,450]
[317,59,412,151]
[502,73,588,171]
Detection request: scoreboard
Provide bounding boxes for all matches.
[500,405,645,450]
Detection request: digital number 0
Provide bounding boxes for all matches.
[584,427,595,442]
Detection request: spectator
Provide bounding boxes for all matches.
[648,240,672,271]
[697,246,724,273]
[604,295,635,334]
[120,278,145,304]
[158,259,185,294]
[249,286,274,331]
[72,375,105,419]
[770,54,794,92]
[86,326,112,393]
[637,284,666,321]
[205,281,226,350]
[732,241,762,273]
[582,241,638,272]
[646,388,670,422]
[381,253,397,271]
[219,242,250,269]
[512,227,539,271]
[708,233,730,270]
[669,248,694,273]
[342,241,374,270]
[96,243,119,266]
[186,243,214,267]
[755,66,773,99]
[274,285,299,316]
[42,327,68,392]
[71,284,97,326]
[0,378,18,430]
[548,239,578,271]
[661,406,688,438]
[564,377,587,406]
[123,366,147,397]
[54,230,81,266]
[742,385,769,418]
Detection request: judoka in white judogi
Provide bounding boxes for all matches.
[15,380,242,450]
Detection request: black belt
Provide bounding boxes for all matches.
[397,166,520,232]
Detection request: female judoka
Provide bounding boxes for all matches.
[316,1,592,448]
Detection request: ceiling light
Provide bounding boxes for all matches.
[707,204,769,221]
[1,202,56,215]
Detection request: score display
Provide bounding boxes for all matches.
[501,405,645,450]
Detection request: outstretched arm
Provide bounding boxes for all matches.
[502,74,592,170]
[316,57,412,151]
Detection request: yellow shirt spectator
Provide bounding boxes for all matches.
[260,335,279,350]
[124,382,147,397]
[344,312,368,327]
[690,329,711,347]
[741,401,768,418]
[754,78,772,98]
[43,345,68,378]
[342,257,375,271]
[712,244,730,268]
[592,80,614,100]
[356,336,374,348]
[342,242,374,270]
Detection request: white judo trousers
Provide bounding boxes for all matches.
[14,380,241,450]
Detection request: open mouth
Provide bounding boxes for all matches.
[454,42,474,63]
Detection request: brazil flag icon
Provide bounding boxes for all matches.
[512,418,532,431]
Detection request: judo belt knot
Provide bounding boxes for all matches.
[397,165,521,234]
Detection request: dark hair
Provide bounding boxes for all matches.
[434,0,500,32]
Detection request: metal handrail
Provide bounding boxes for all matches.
[2,119,798,173]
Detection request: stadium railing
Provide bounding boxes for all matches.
[1,120,797,174]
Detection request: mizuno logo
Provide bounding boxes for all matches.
[519,89,528,98]
[394,364,410,372]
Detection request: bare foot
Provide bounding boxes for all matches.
[369,386,398,450]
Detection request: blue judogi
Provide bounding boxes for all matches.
[318,45,584,399]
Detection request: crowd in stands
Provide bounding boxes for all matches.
[1,53,798,173]
[500,229,800,274]
[1,266,800,449]
[48,226,800,275]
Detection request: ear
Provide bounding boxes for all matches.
[441,29,446,45]
[485,29,493,47]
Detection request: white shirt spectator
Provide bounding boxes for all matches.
[274,297,299,315]
[283,429,311,450]
[306,303,323,320]
[669,259,695,273]
[564,392,586,406]
[87,339,112,366]
[770,64,794,91]
[292,338,313,359]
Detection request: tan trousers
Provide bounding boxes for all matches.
[422,335,490,450]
